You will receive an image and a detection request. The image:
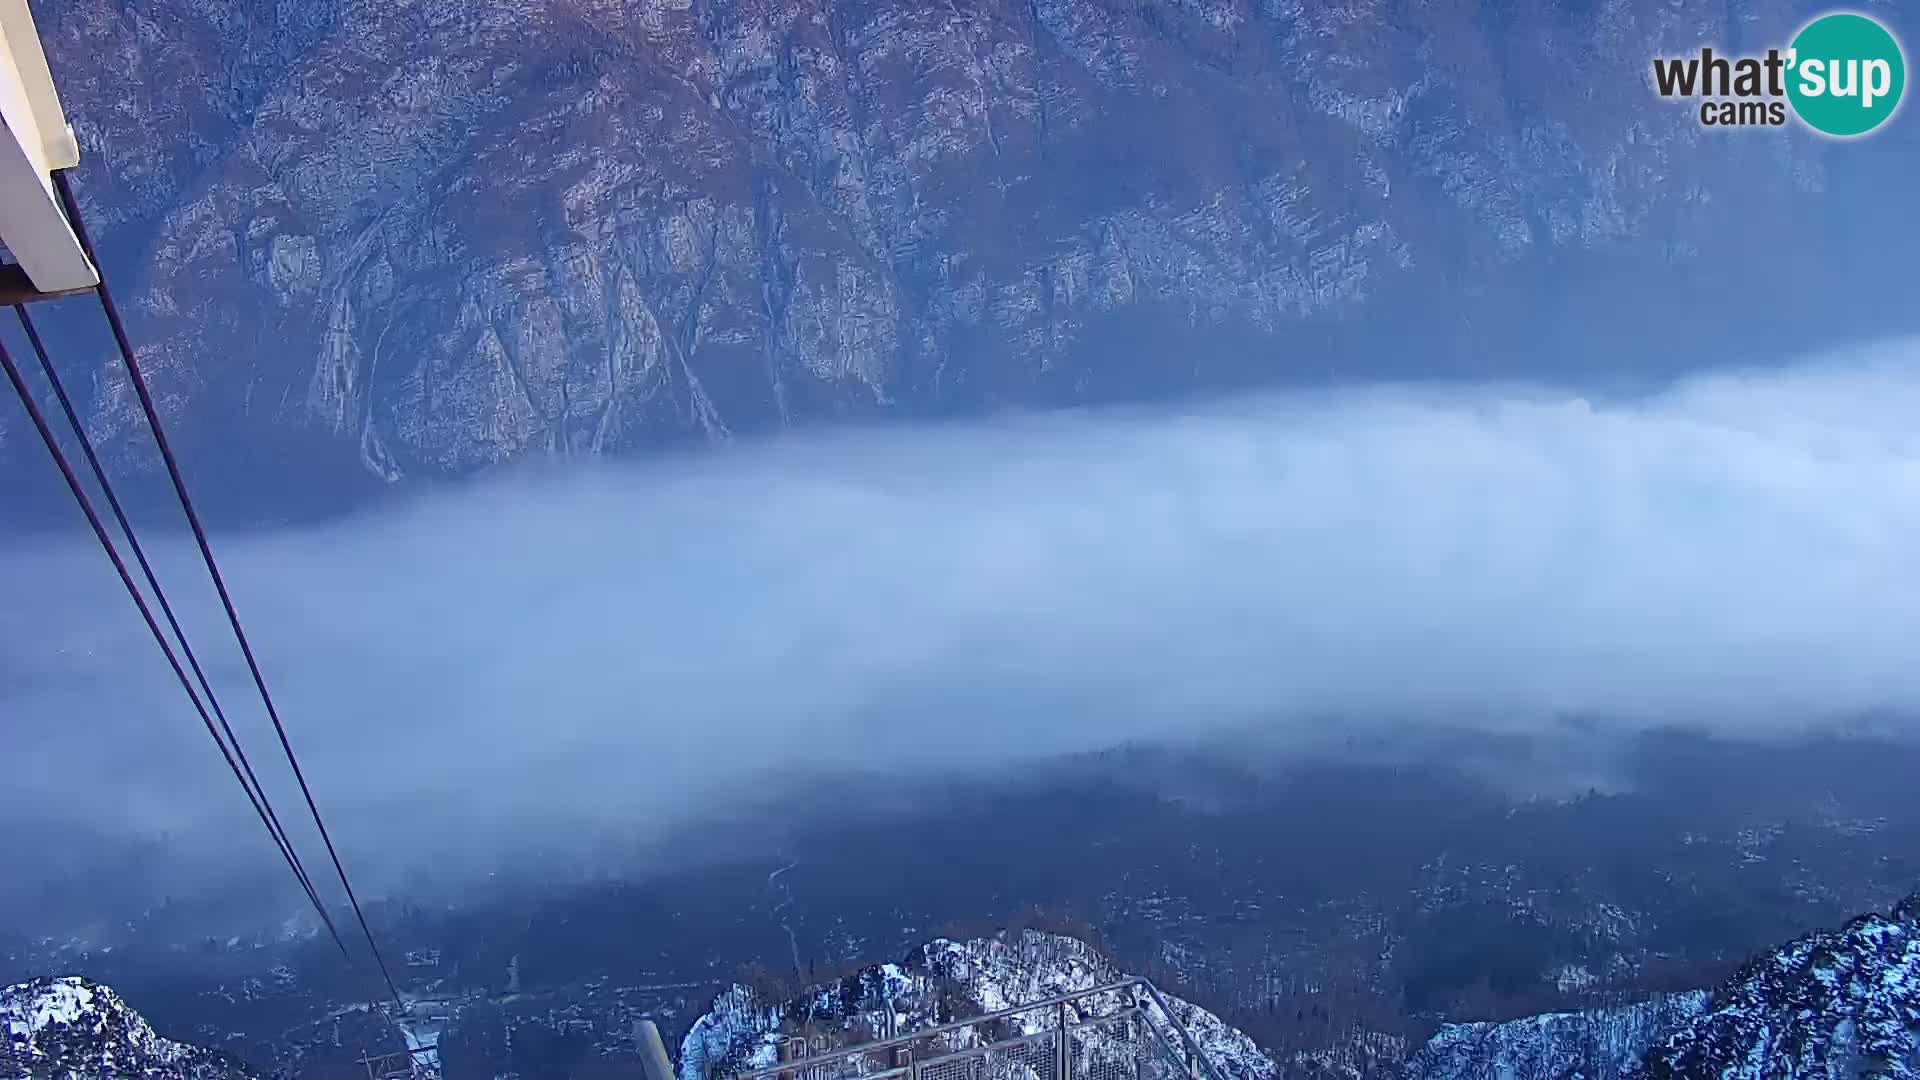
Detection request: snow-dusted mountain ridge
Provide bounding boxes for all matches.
[1,975,259,1079]
[1406,888,1920,1079]
[8,891,1918,1077]
[679,929,1277,1080]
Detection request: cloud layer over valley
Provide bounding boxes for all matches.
[6,336,1920,922]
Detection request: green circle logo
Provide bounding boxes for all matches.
[1786,12,1906,136]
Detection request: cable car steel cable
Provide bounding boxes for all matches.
[14,303,338,935]
[49,168,410,1012]
[2,5,423,1053]
[0,330,352,957]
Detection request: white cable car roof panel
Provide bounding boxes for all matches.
[0,0,96,295]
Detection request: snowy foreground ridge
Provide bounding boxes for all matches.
[6,891,1918,1078]
[1409,890,1920,1079]
[684,900,1920,1080]
[1,976,258,1079]
[678,930,1277,1080]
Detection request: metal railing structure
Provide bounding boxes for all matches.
[724,979,1231,1080]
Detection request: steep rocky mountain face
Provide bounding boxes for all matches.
[1,975,260,1078]
[1403,889,1920,1080]
[8,0,1913,512]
